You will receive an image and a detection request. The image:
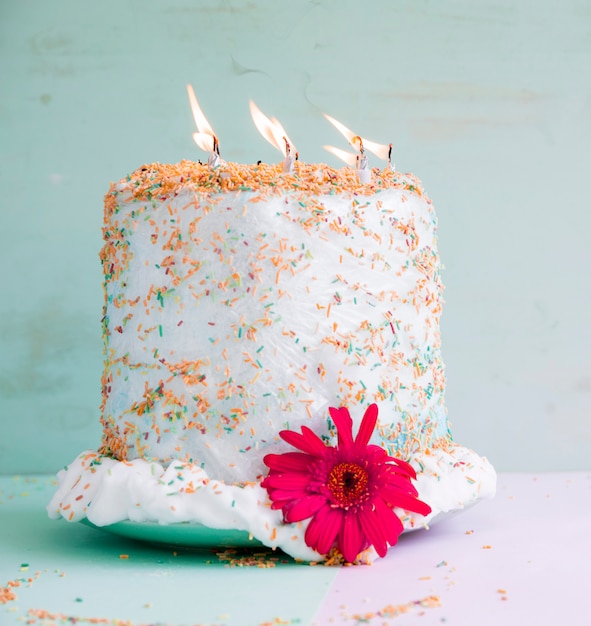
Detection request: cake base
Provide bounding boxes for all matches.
[48,444,495,562]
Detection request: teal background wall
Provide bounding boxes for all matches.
[1,0,590,474]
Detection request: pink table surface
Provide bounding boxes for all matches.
[1,471,589,626]
[314,471,591,626]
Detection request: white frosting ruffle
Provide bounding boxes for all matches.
[47,444,495,561]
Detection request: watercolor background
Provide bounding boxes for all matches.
[1,0,590,474]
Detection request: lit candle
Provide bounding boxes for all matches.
[352,135,371,184]
[283,137,296,174]
[186,84,225,169]
[323,113,391,182]
[249,101,297,174]
[387,143,394,171]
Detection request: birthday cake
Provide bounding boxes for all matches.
[48,160,495,563]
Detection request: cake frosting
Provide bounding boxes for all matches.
[48,160,495,562]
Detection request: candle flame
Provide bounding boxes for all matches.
[187,84,218,153]
[361,137,391,161]
[192,132,216,154]
[249,101,295,158]
[323,113,391,160]
[323,114,357,147]
[323,145,358,167]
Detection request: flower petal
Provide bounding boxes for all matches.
[358,506,389,557]
[283,494,328,523]
[379,486,432,516]
[387,457,417,480]
[264,452,313,473]
[262,472,313,491]
[329,406,354,447]
[264,487,310,504]
[305,504,343,555]
[303,504,329,551]
[412,499,432,517]
[373,497,404,545]
[339,511,366,563]
[280,426,328,457]
[382,471,419,495]
[355,403,378,447]
[317,508,345,555]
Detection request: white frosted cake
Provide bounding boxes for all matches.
[48,160,495,563]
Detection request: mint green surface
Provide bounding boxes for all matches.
[1,0,590,475]
[0,476,338,626]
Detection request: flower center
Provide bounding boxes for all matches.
[327,462,370,508]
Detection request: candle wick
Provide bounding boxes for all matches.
[387,143,395,171]
[352,135,364,155]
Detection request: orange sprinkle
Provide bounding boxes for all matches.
[115,161,424,206]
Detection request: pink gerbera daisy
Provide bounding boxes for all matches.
[262,404,432,562]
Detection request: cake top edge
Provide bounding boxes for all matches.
[112,160,428,201]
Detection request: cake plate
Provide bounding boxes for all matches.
[81,518,264,549]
